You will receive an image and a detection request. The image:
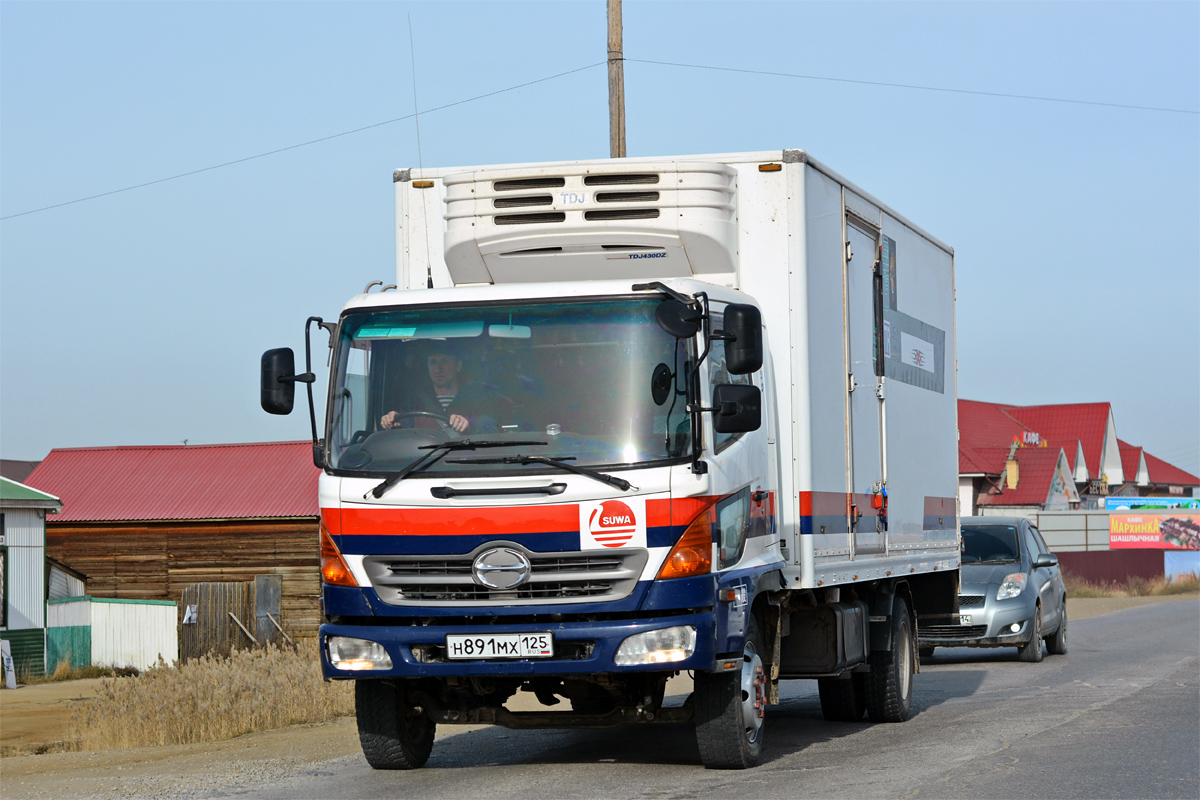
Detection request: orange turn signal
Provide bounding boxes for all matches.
[320,523,358,587]
[657,505,714,580]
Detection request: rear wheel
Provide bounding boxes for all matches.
[695,617,766,769]
[818,673,867,722]
[355,680,436,770]
[865,595,914,723]
[1018,607,1044,663]
[1046,603,1068,656]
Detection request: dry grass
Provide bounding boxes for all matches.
[20,661,138,686]
[1064,570,1200,598]
[69,645,353,751]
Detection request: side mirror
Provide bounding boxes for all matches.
[723,304,763,374]
[1034,553,1058,569]
[711,384,761,434]
[655,300,702,339]
[261,348,297,415]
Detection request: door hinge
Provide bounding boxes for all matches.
[845,241,853,262]
[848,373,857,393]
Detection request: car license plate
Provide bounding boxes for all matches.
[960,614,972,625]
[445,633,554,660]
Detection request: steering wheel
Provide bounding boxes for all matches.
[387,411,453,430]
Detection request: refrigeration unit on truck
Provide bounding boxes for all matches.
[261,149,961,769]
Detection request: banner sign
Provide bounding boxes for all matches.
[1106,497,1200,511]
[1109,511,1200,550]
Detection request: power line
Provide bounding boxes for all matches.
[5,56,1195,222]
[0,62,606,222]
[627,58,1200,116]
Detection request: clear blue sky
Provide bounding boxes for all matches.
[2,1,1198,477]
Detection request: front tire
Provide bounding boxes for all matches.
[694,616,766,769]
[355,680,436,770]
[1045,602,1068,656]
[1018,606,1044,663]
[865,595,914,723]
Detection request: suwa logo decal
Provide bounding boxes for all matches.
[580,499,646,550]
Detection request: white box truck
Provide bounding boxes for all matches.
[261,149,961,769]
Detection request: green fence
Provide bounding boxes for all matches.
[46,625,91,671]
[1,629,45,678]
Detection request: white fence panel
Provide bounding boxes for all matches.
[90,600,178,671]
[47,598,90,628]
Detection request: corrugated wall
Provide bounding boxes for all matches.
[47,597,92,671]
[2,508,46,631]
[46,518,319,637]
[90,599,178,670]
[0,629,45,677]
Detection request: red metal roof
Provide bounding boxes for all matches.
[977,447,1066,507]
[24,441,319,522]
[1001,403,1111,484]
[1117,439,1144,485]
[1143,449,1200,487]
[957,400,1032,476]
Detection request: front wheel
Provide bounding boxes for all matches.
[355,680,436,770]
[1018,606,1044,663]
[1046,602,1067,656]
[865,595,914,723]
[694,617,766,769]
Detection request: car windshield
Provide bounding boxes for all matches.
[961,524,1022,564]
[325,297,692,474]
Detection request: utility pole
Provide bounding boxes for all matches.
[607,0,626,158]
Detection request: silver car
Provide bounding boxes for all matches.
[919,516,1067,662]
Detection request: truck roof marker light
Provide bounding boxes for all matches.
[320,523,358,587]
[657,506,715,580]
[759,163,782,172]
[412,180,435,188]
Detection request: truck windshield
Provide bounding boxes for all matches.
[326,297,692,475]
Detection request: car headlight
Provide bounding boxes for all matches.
[996,573,1028,601]
[614,625,697,666]
[327,636,393,670]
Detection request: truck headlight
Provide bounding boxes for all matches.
[327,636,393,670]
[996,573,1028,601]
[614,625,697,666]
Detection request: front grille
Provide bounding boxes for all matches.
[922,624,989,639]
[364,546,649,607]
[959,595,986,607]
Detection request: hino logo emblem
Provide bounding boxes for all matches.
[471,547,532,590]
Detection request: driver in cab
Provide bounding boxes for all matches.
[380,341,483,434]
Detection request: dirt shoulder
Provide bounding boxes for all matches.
[0,678,108,756]
[1066,592,1198,620]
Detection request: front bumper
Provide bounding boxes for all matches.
[918,592,1038,648]
[320,612,718,679]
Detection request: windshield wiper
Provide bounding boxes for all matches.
[447,454,636,492]
[366,440,548,499]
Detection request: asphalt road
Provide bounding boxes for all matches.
[244,599,1199,800]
